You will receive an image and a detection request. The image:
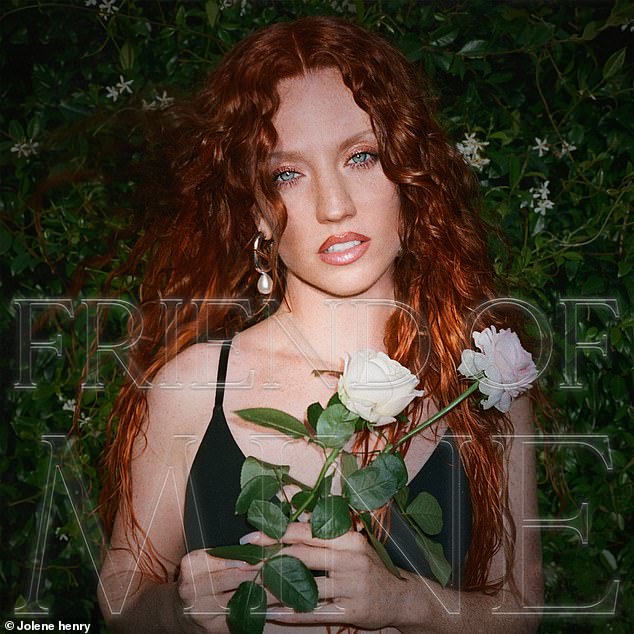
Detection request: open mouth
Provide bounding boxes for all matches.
[322,239,362,254]
[318,233,370,265]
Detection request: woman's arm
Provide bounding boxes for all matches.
[397,394,544,633]
[258,395,543,633]
[98,344,256,633]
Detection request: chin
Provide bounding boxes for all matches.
[317,278,393,300]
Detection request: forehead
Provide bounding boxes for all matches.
[272,68,373,150]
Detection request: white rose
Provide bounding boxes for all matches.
[458,325,538,413]
[337,349,424,426]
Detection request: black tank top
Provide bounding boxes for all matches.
[184,340,472,587]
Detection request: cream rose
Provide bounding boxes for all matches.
[337,349,424,426]
[458,325,537,413]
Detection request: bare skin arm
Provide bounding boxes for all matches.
[97,344,258,634]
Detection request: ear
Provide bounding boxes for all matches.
[256,215,273,241]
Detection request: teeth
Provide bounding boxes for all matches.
[324,240,361,253]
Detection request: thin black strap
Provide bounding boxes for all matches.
[213,340,232,410]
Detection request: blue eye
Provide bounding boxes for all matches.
[273,169,300,185]
[348,151,377,166]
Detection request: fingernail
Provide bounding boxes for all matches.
[239,531,260,545]
[225,560,249,568]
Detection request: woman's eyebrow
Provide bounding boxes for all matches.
[337,129,376,152]
[269,129,376,163]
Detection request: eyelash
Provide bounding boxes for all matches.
[272,150,379,189]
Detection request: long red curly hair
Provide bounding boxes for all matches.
[99,15,517,596]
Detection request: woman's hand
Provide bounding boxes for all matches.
[247,522,419,631]
[176,549,262,633]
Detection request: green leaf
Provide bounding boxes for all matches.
[235,408,308,439]
[205,0,219,27]
[508,154,521,188]
[26,118,40,139]
[415,534,451,587]
[394,485,409,510]
[262,555,318,612]
[240,456,289,489]
[429,26,459,48]
[582,21,599,40]
[344,465,398,510]
[341,451,358,481]
[601,549,618,571]
[526,24,554,48]
[603,48,626,80]
[0,227,13,255]
[372,452,408,490]
[358,513,403,579]
[311,495,352,539]
[8,120,24,140]
[315,404,356,448]
[247,500,288,540]
[291,474,333,512]
[327,392,342,407]
[119,41,135,71]
[307,402,323,428]
[207,543,282,565]
[227,581,266,634]
[235,475,279,515]
[458,39,487,57]
[291,490,316,512]
[406,492,443,535]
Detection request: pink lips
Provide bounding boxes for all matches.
[318,232,371,266]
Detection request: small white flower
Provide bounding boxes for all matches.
[533,180,550,200]
[338,350,423,426]
[98,0,119,17]
[105,86,119,101]
[458,326,537,413]
[55,527,69,542]
[10,138,39,158]
[620,20,634,32]
[526,179,554,217]
[531,137,549,158]
[534,199,554,216]
[62,398,76,412]
[154,90,173,108]
[85,0,97,5]
[469,155,490,170]
[457,133,490,172]
[559,140,576,157]
[115,75,134,95]
[142,90,173,111]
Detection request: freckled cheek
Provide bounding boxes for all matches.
[276,223,307,264]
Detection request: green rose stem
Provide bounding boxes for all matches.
[289,446,340,522]
[287,379,481,522]
[394,381,480,450]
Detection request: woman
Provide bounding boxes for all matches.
[97,15,543,633]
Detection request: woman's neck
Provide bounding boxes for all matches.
[268,275,397,371]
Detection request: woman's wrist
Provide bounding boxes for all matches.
[171,581,201,633]
[392,572,436,633]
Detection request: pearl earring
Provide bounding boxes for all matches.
[253,232,273,295]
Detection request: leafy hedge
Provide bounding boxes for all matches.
[1,1,632,632]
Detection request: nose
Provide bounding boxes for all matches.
[314,171,357,224]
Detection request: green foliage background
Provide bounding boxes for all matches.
[1,0,632,631]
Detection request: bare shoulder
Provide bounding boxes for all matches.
[145,342,224,439]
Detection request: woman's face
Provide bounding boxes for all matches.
[263,68,401,301]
